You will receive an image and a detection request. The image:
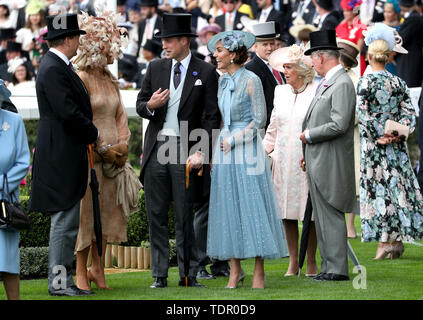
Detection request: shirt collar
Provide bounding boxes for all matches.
[262,5,273,15]
[324,64,343,81]
[49,47,70,66]
[172,51,192,71]
[147,14,158,26]
[226,10,237,20]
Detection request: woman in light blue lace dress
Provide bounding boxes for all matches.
[206,31,288,289]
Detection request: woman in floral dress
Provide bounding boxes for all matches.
[358,23,423,259]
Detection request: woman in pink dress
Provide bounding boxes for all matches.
[335,0,367,75]
[264,45,318,277]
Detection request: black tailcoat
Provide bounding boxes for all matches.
[29,51,98,213]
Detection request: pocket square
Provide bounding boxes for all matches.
[194,79,202,86]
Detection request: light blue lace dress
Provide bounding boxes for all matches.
[206,67,289,260]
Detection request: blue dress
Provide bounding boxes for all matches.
[0,109,30,274]
[207,67,289,260]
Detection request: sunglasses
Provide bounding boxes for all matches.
[222,0,237,3]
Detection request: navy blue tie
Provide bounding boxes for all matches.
[173,62,181,89]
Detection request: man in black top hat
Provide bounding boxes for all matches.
[0,41,35,83]
[136,13,221,288]
[245,21,285,129]
[29,13,102,297]
[0,28,16,65]
[137,0,163,61]
[396,0,423,87]
[314,0,342,30]
[300,29,356,282]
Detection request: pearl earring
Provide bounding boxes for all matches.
[230,58,234,64]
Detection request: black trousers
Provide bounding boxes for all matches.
[144,137,199,278]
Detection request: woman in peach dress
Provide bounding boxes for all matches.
[72,11,131,291]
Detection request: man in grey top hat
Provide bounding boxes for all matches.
[245,21,285,129]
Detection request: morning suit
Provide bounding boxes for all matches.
[136,54,220,278]
[136,16,163,59]
[245,54,285,129]
[317,11,341,30]
[30,50,98,292]
[302,66,356,276]
[215,11,248,32]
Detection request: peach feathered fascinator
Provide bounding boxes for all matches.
[72,10,129,70]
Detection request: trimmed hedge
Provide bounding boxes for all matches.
[20,247,49,279]
[19,189,176,248]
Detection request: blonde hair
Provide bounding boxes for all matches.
[295,62,315,84]
[368,39,391,64]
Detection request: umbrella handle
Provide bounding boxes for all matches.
[185,160,204,189]
[88,144,94,169]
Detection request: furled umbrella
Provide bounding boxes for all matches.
[88,144,103,264]
[183,160,203,287]
[298,192,313,277]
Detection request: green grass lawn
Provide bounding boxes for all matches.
[2,220,423,300]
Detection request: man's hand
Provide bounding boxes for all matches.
[187,151,204,170]
[300,131,309,144]
[146,88,170,111]
[299,157,306,172]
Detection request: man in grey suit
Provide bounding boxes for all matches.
[300,30,356,281]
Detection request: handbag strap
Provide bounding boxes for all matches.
[2,173,17,203]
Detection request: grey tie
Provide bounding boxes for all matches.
[173,62,181,89]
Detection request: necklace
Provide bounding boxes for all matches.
[291,83,308,94]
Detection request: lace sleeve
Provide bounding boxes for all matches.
[230,75,266,147]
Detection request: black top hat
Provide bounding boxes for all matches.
[399,0,416,6]
[316,0,334,11]
[118,54,138,79]
[304,29,341,55]
[43,14,86,41]
[155,13,198,38]
[6,41,22,53]
[0,28,16,41]
[140,0,158,7]
[143,39,162,57]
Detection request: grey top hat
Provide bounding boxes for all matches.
[252,21,280,40]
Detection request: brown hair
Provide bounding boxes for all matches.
[232,46,249,65]
[25,12,46,31]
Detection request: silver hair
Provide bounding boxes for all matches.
[311,49,340,60]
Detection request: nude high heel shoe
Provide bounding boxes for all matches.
[225,271,245,289]
[374,244,393,260]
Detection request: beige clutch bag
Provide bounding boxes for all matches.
[384,119,409,140]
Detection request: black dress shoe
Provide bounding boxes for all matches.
[150,277,167,288]
[212,269,230,277]
[324,273,350,281]
[179,277,207,288]
[312,273,327,282]
[49,285,95,296]
[196,269,216,280]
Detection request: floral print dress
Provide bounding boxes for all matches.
[357,70,423,242]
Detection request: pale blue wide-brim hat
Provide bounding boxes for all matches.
[207,30,256,54]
